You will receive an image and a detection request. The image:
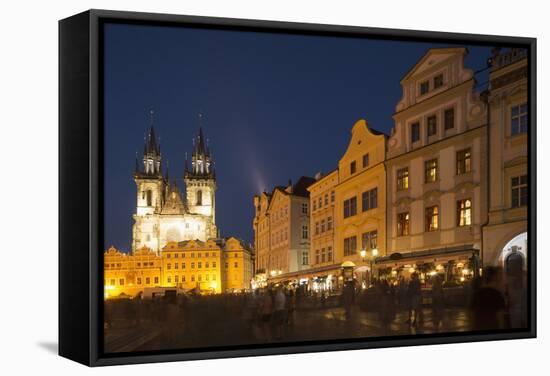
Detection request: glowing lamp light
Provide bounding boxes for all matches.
[429,271,437,276]
[391,270,397,276]
[360,249,367,258]
[436,264,444,271]
[409,267,415,273]
[460,277,465,282]
[462,269,470,275]
[372,248,379,257]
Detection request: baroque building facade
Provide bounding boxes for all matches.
[104,237,253,297]
[253,177,315,280]
[382,47,488,280]
[132,123,218,254]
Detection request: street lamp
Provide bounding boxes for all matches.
[359,249,367,287]
[370,248,379,286]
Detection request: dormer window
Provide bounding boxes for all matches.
[434,74,444,89]
[411,122,420,143]
[350,161,357,175]
[420,81,429,95]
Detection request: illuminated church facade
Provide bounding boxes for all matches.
[132,118,218,254]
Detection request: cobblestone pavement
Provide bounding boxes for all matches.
[105,304,474,353]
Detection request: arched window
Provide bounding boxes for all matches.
[146,190,152,206]
[196,190,202,205]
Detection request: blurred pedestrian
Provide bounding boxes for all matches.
[273,286,286,340]
[471,266,506,330]
[431,274,444,331]
[260,289,273,341]
[407,272,422,326]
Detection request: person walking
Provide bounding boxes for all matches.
[431,274,445,331]
[273,286,287,340]
[407,272,422,327]
[260,289,274,341]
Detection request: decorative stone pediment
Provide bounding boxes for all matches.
[422,189,443,201]
[452,181,477,194]
[504,156,527,169]
[394,196,413,208]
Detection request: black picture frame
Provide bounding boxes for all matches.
[59,9,537,367]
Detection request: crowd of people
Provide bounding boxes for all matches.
[104,266,527,352]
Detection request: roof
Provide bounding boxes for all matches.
[400,47,468,83]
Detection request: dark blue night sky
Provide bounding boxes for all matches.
[103,22,493,251]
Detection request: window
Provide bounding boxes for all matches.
[331,191,335,203]
[212,261,216,268]
[302,225,309,239]
[302,203,308,214]
[167,263,171,270]
[411,122,420,143]
[318,197,322,209]
[234,262,238,268]
[191,275,195,282]
[456,148,472,175]
[175,275,179,283]
[198,262,202,268]
[427,115,437,136]
[321,248,326,263]
[343,196,357,218]
[434,74,444,89]
[328,247,333,262]
[350,161,357,174]
[137,277,142,285]
[397,212,410,236]
[198,275,202,282]
[315,249,320,264]
[319,219,325,233]
[420,80,429,95]
[110,279,115,285]
[146,190,152,206]
[313,200,317,211]
[182,262,186,269]
[511,175,528,208]
[196,190,202,205]
[146,277,150,285]
[362,230,378,250]
[302,251,309,266]
[425,206,439,231]
[362,188,378,211]
[174,263,178,269]
[444,108,455,130]
[362,153,370,168]
[327,216,333,231]
[182,275,186,282]
[315,222,320,235]
[457,199,472,226]
[324,194,329,206]
[154,277,159,284]
[205,262,209,268]
[511,103,528,135]
[397,168,409,190]
[191,262,195,269]
[167,276,171,283]
[344,236,357,256]
[425,159,438,183]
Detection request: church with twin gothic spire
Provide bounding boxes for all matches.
[132,114,218,254]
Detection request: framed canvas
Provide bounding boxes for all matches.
[59,9,536,366]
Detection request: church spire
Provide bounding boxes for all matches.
[138,109,162,177]
[185,113,215,179]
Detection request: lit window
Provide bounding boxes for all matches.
[425,159,438,183]
[315,249,320,264]
[511,175,528,208]
[397,212,410,236]
[457,199,472,226]
[302,225,309,239]
[444,108,455,130]
[511,103,528,135]
[456,148,472,175]
[397,168,409,190]
[327,216,333,231]
[362,230,378,250]
[425,206,439,231]
[327,247,333,262]
[321,248,326,263]
[302,251,309,266]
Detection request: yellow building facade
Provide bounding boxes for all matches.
[482,48,528,274]
[104,237,253,298]
[334,120,387,285]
